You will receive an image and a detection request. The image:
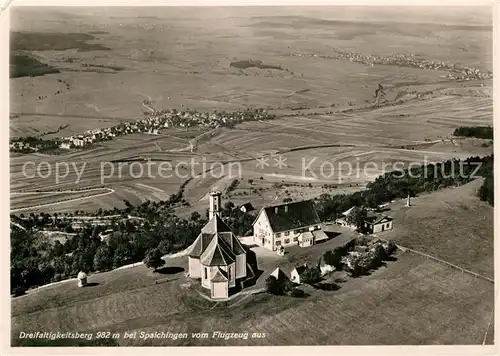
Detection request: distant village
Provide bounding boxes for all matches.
[9,108,276,153]
[293,51,493,81]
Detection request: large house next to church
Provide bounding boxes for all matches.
[252,200,329,251]
[187,191,248,300]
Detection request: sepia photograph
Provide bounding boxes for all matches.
[6,2,495,349]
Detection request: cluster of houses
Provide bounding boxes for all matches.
[10,108,277,153]
[293,51,492,81]
[187,190,397,300]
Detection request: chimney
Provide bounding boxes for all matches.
[406,193,411,207]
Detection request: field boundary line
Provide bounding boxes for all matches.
[399,245,494,283]
[10,188,115,213]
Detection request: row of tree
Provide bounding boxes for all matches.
[10,181,260,295]
[315,155,494,221]
[453,126,493,140]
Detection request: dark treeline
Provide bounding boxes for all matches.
[315,155,494,221]
[10,181,256,296]
[453,126,493,140]
[10,54,60,78]
[9,136,61,154]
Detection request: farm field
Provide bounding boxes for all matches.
[11,181,495,346]
[9,5,495,349]
[383,178,494,279]
[10,7,492,136]
[9,94,493,213]
[11,249,494,346]
[9,6,493,214]
[10,188,112,211]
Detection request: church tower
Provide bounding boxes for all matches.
[209,191,222,219]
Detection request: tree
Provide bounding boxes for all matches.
[157,240,172,255]
[299,266,321,285]
[93,245,113,272]
[224,201,235,211]
[265,275,281,295]
[112,242,134,268]
[143,248,165,272]
[190,211,201,221]
[342,254,365,277]
[323,248,344,269]
[384,241,397,256]
[346,206,368,233]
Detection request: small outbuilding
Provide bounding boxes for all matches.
[77,271,87,287]
[364,214,393,234]
[270,267,290,283]
[290,263,308,284]
[240,203,255,213]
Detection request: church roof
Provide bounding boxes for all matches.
[200,234,236,266]
[211,268,228,283]
[201,214,232,234]
[188,233,214,258]
[189,214,246,261]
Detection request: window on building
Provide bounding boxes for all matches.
[293,236,298,242]
[386,223,390,228]
[276,241,281,246]
[284,231,290,236]
[285,238,290,244]
[204,267,208,279]
[276,232,281,238]
[228,267,231,280]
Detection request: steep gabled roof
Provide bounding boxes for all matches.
[342,207,356,216]
[240,203,255,212]
[188,233,214,258]
[260,200,321,233]
[270,267,289,282]
[365,214,393,225]
[218,231,246,255]
[293,263,308,276]
[211,268,228,283]
[201,214,232,235]
[200,234,236,266]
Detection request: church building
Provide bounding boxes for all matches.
[187,191,248,300]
